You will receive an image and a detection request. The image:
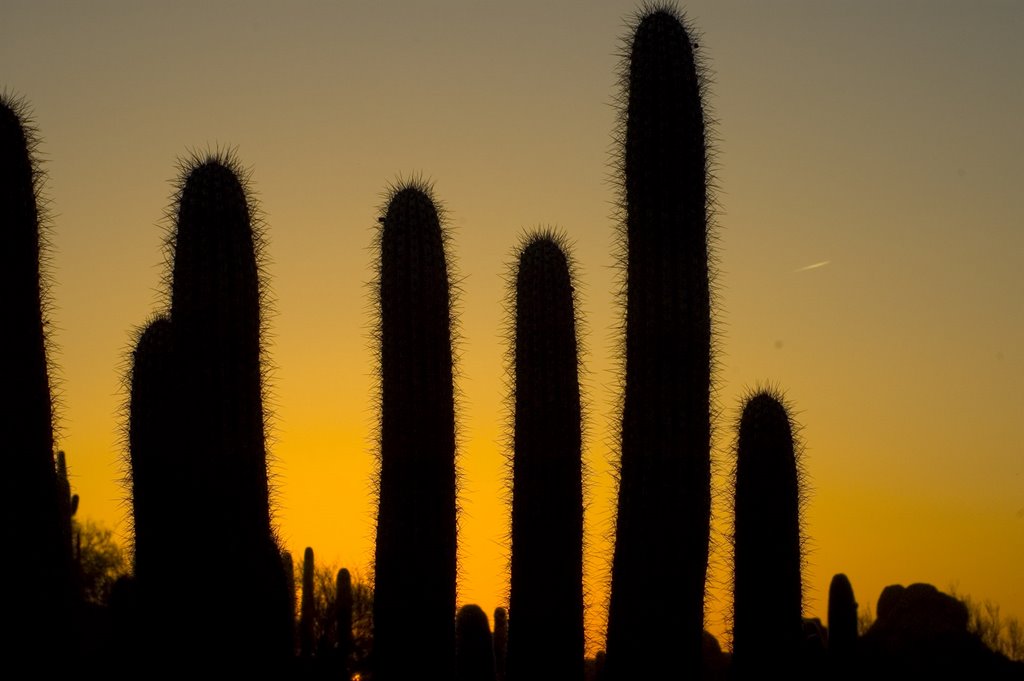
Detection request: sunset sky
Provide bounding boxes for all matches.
[3,0,1021,651]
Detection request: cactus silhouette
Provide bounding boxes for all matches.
[283,550,297,653]
[337,567,354,673]
[493,607,508,681]
[300,546,316,658]
[507,232,584,681]
[373,181,458,680]
[829,572,859,671]
[606,7,713,679]
[0,92,73,657]
[127,314,188,650]
[56,451,79,565]
[164,151,291,664]
[456,604,496,681]
[732,389,805,676]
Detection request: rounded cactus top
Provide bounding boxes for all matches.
[178,158,250,229]
[739,391,794,447]
[0,94,37,217]
[133,316,172,362]
[381,184,443,246]
[517,233,572,291]
[630,7,698,77]
[170,153,260,326]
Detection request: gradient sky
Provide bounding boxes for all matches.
[3,0,1021,651]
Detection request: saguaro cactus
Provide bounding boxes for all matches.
[493,607,508,681]
[606,7,713,679]
[507,232,584,681]
[166,152,291,662]
[1,93,72,656]
[128,317,177,584]
[337,568,354,672]
[300,547,316,658]
[828,573,858,671]
[456,604,496,681]
[732,389,805,676]
[373,181,458,680]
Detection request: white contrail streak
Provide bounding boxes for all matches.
[795,260,831,272]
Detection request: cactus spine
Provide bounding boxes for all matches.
[732,389,804,676]
[606,7,713,679]
[1,93,73,657]
[507,232,584,681]
[373,181,458,680]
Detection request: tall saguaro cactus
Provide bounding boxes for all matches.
[507,232,584,681]
[0,93,72,656]
[336,568,354,672]
[300,547,316,658]
[163,152,291,663]
[128,318,175,565]
[373,181,458,680]
[127,314,182,644]
[607,7,713,679]
[732,389,805,676]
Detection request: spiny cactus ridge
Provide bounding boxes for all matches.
[607,6,713,679]
[373,180,458,680]
[507,231,584,681]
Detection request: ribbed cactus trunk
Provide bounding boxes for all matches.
[607,8,712,679]
[732,390,804,677]
[0,94,73,658]
[507,233,583,681]
[373,183,458,680]
[166,154,291,664]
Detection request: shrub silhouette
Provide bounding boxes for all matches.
[0,92,73,659]
[731,389,805,677]
[507,231,584,681]
[606,6,714,679]
[373,180,458,680]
